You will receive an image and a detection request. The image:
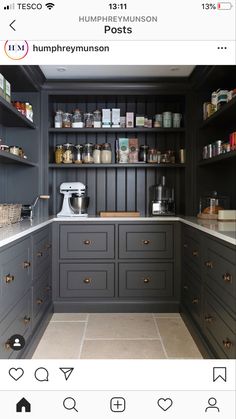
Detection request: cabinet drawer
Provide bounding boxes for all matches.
[33,271,51,324]
[182,268,202,327]
[59,225,115,259]
[59,263,115,298]
[204,290,236,359]
[0,238,31,318]
[119,224,173,259]
[0,290,32,359]
[119,263,173,297]
[203,239,236,315]
[33,227,51,281]
[182,226,201,273]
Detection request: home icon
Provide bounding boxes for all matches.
[16,397,31,413]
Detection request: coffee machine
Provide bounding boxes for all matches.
[57,182,89,217]
[150,176,175,216]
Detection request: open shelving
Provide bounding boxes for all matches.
[0,150,38,167]
[198,151,236,166]
[49,163,186,169]
[49,127,185,134]
[201,96,236,128]
[0,96,35,129]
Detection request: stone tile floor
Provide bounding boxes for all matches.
[32,313,202,359]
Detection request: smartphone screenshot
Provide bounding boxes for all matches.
[0,1,235,418]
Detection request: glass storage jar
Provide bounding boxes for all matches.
[147,148,158,163]
[55,144,64,164]
[62,113,72,128]
[84,113,94,128]
[74,145,83,164]
[63,143,74,163]
[93,110,102,128]
[83,143,94,163]
[101,143,112,164]
[54,110,63,128]
[93,144,101,164]
[139,145,149,163]
[72,109,84,128]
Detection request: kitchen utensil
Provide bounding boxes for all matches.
[150,176,175,216]
[57,182,89,217]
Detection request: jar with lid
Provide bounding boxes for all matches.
[93,110,102,128]
[139,145,149,163]
[62,113,72,128]
[9,146,21,156]
[147,148,158,163]
[101,143,112,164]
[63,143,74,163]
[55,144,64,164]
[166,150,175,164]
[93,144,101,164]
[54,110,63,128]
[84,113,94,128]
[83,143,94,163]
[154,114,163,128]
[72,109,84,128]
[74,145,83,164]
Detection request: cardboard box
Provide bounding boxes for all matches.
[136,115,145,127]
[4,79,11,103]
[112,108,120,128]
[126,112,134,128]
[128,138,139,163]
[118,138,129,163]
[102,109,111,128]
[0,73,4,99]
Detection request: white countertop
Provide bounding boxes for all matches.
[0,215,235,248]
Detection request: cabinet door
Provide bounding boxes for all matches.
[119,224,173,259]
[33,271,51,325]
[119,263,173,297]
[181,267,202,327]
[59,263,115,298]
[33,227,51,282]
[59,225,115,259]
[182,225,201,275]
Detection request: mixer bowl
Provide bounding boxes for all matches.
[70,196,90,214]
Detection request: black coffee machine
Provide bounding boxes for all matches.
[150,176,175,216]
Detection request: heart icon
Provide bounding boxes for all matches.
[9,368,24,381]
[157,398,173,411]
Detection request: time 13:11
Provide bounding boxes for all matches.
[109,3,127,10]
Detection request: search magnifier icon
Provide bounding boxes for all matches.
[63,397,78,413]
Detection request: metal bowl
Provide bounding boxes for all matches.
[70,196,89,214]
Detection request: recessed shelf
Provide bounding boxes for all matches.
[49,163,186,169]
[49,127,185,134]
[0,96,36,129]
[0,151,38,167]
[201,96,236,128]
[198,151,236,166]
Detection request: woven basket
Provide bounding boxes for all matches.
[0,204,22,226]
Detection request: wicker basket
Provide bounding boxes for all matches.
[0,204,22,226]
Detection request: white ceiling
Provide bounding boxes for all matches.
[40,65,195,80]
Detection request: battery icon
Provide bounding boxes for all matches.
[217,2,233,9]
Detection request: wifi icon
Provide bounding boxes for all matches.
[45,2,55,9]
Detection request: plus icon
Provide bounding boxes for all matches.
[110,397,126,412]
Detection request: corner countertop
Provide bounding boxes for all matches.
[0,215,235,248]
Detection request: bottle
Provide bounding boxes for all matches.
[101,143,112,164]
[54,110,63,128]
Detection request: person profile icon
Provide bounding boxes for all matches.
[205,397,220,412]
[13,338,21,348]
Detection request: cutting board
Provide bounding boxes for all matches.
[100,211,140,217]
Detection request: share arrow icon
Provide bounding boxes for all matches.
[59,368,74,381]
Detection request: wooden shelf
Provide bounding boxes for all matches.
[0,150,38,167]
[49,163,186,169]
[201,96,236,128]
[0,96,35,129]
[49,127,185,134]
[198,151,236,166]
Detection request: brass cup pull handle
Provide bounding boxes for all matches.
[205,261,213,269]
[192,250,198,257]
[83,240,92,245]
[36,298,43,305]
[143,277,151,284]
[223,273,232,283]
[84,277,91,284]
[23,261,31,269]
[142,240,150,245]
[37,251,43,257]
[223,339,232,349]
[192,298,199,304]
[23,316,31,324]
[205,316,213,323]
[5,274,15,284]
[5,341,11,351]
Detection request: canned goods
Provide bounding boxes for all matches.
[162,112,172,128]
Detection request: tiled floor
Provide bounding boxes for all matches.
[32,313,202,359]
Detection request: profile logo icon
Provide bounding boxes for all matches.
[4,40,29,60]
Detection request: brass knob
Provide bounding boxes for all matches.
[143,277,151,284]
[223,339,232,349]
[205,316,213,323]
[183,285,188,291]
[5,341,11,351]
[205,261,213,269]
[142,240,150,245]
[36,298,43,305]
[23,261,31,269]
[223,273,232,283]
[192,298,199,304]
[23,316,31,324]
[83,240,91,245]
[183,243,188,248]
[37,251,43,257]
[84,277,91,284]
[4,274,15,284]
[192,250,198,257]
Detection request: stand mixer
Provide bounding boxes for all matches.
[57,182,89,217]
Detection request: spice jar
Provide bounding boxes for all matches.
[55,145,64,164]
[166,150,175,164]
[9,146,21,156]
[93,144,101,164]
[93,110,102,128]
[84,113,94,128]
[72,109,84,128]
[101,143,112,164]
[74,145,83,164]
[83,143,94,163]
[62,113,72,128]
[139,145,149,163]
[54,110,63,128]
[63,143,74,163]
[147,148,158,163]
